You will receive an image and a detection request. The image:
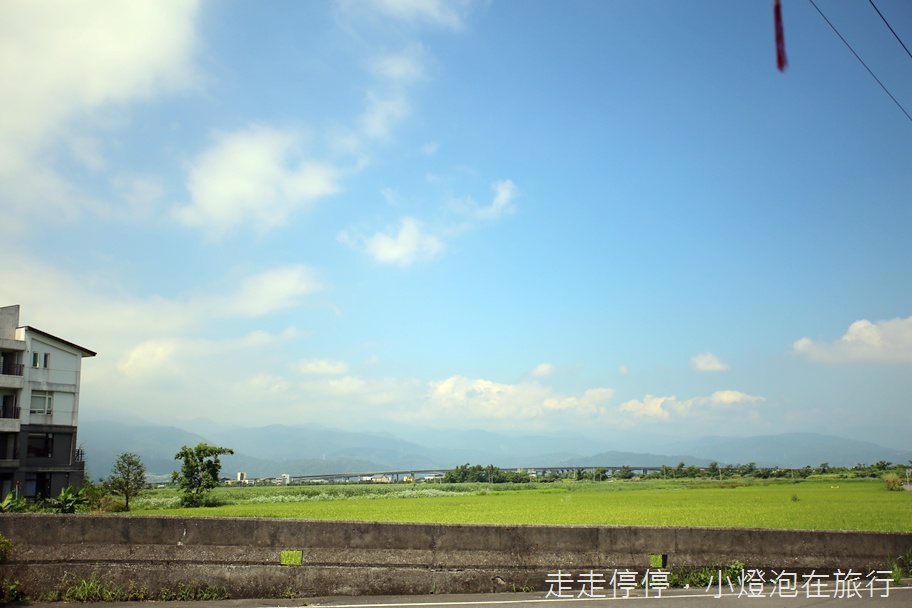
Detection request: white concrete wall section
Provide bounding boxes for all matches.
[25,337,80,387]
[50,391,76,426]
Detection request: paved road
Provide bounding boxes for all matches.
[20,586,912,608]
[309,587,911,608]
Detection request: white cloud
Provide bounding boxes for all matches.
[690,352,729,372]
[530,363,554,378]
[702,390,764,406]
[2,253,323,425]
[361,46,427,140]
[341,178,517,266]
[360,91,411,140]
[369,44,428,85]
[475,179,518,220]
[174,125,340,235]
[0,0,200,224]
[619,390,765,421]
[115,339,180,380]
[362,0,469,30]
[116,330,290,380]
[221,265,322,317]
[618,365,630,375]
[297,375,418,408]
[2,253,315,387]
[0,0,199,155]
[244,373,293,395]
[295,359,350,375]
[620,395,675,420]
[544,388,615,415]
[110,173,166,220]
[792,317,912,363]
[415,375,613,425]
[341,216,444,266]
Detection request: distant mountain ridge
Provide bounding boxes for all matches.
[77,417,912,481]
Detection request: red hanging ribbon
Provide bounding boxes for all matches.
[775,0,788,71]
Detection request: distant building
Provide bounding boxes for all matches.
[0,305,95,501]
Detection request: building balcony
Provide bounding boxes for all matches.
[19,461,84,473]
[0,361,24,389]
[0,361,24,376]
[0,459,20,469]
[0,377,23,390]
[0,403,20,432]
[0,338,26,352]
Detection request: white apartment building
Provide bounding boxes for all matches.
[0,305,95,500]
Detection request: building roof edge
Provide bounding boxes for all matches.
[21,326,97,357]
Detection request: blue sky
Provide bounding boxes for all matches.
[2,0,910,449]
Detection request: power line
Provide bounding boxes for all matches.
[868,0,912,62]
[809,0,912,124]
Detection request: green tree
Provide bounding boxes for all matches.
[172,443,234,507]
[107,452,147,511]
[739,462,757,476]
[874,460,892,471]
[615,465,635,479]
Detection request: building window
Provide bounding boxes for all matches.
[43,353,50,369]
[32,352,39,367]
[30,390,52,414]
[23,475,37,498]
[27,433,53,458]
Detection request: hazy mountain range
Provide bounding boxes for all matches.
[77,414,912,481]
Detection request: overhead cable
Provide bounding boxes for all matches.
[868,0,912,62]
[809,0,912,124]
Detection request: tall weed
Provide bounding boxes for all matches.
[668,560,745,588]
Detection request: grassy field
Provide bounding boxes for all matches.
[132,478,911,532]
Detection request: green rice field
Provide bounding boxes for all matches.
[132,478,912,532]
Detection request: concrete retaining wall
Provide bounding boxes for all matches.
[1,514,910,598]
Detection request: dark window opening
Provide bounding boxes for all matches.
[27,433,53,459]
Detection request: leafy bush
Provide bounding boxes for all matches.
[887,547,912,584]
[51,572,149,602]
[0,533,12,563]
[883,474,903,491]
[0,580,26,604]
[96,495,129,513]
[46,486,87,513]
[0,492,26,513]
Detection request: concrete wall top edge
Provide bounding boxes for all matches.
[2,513,910,538]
